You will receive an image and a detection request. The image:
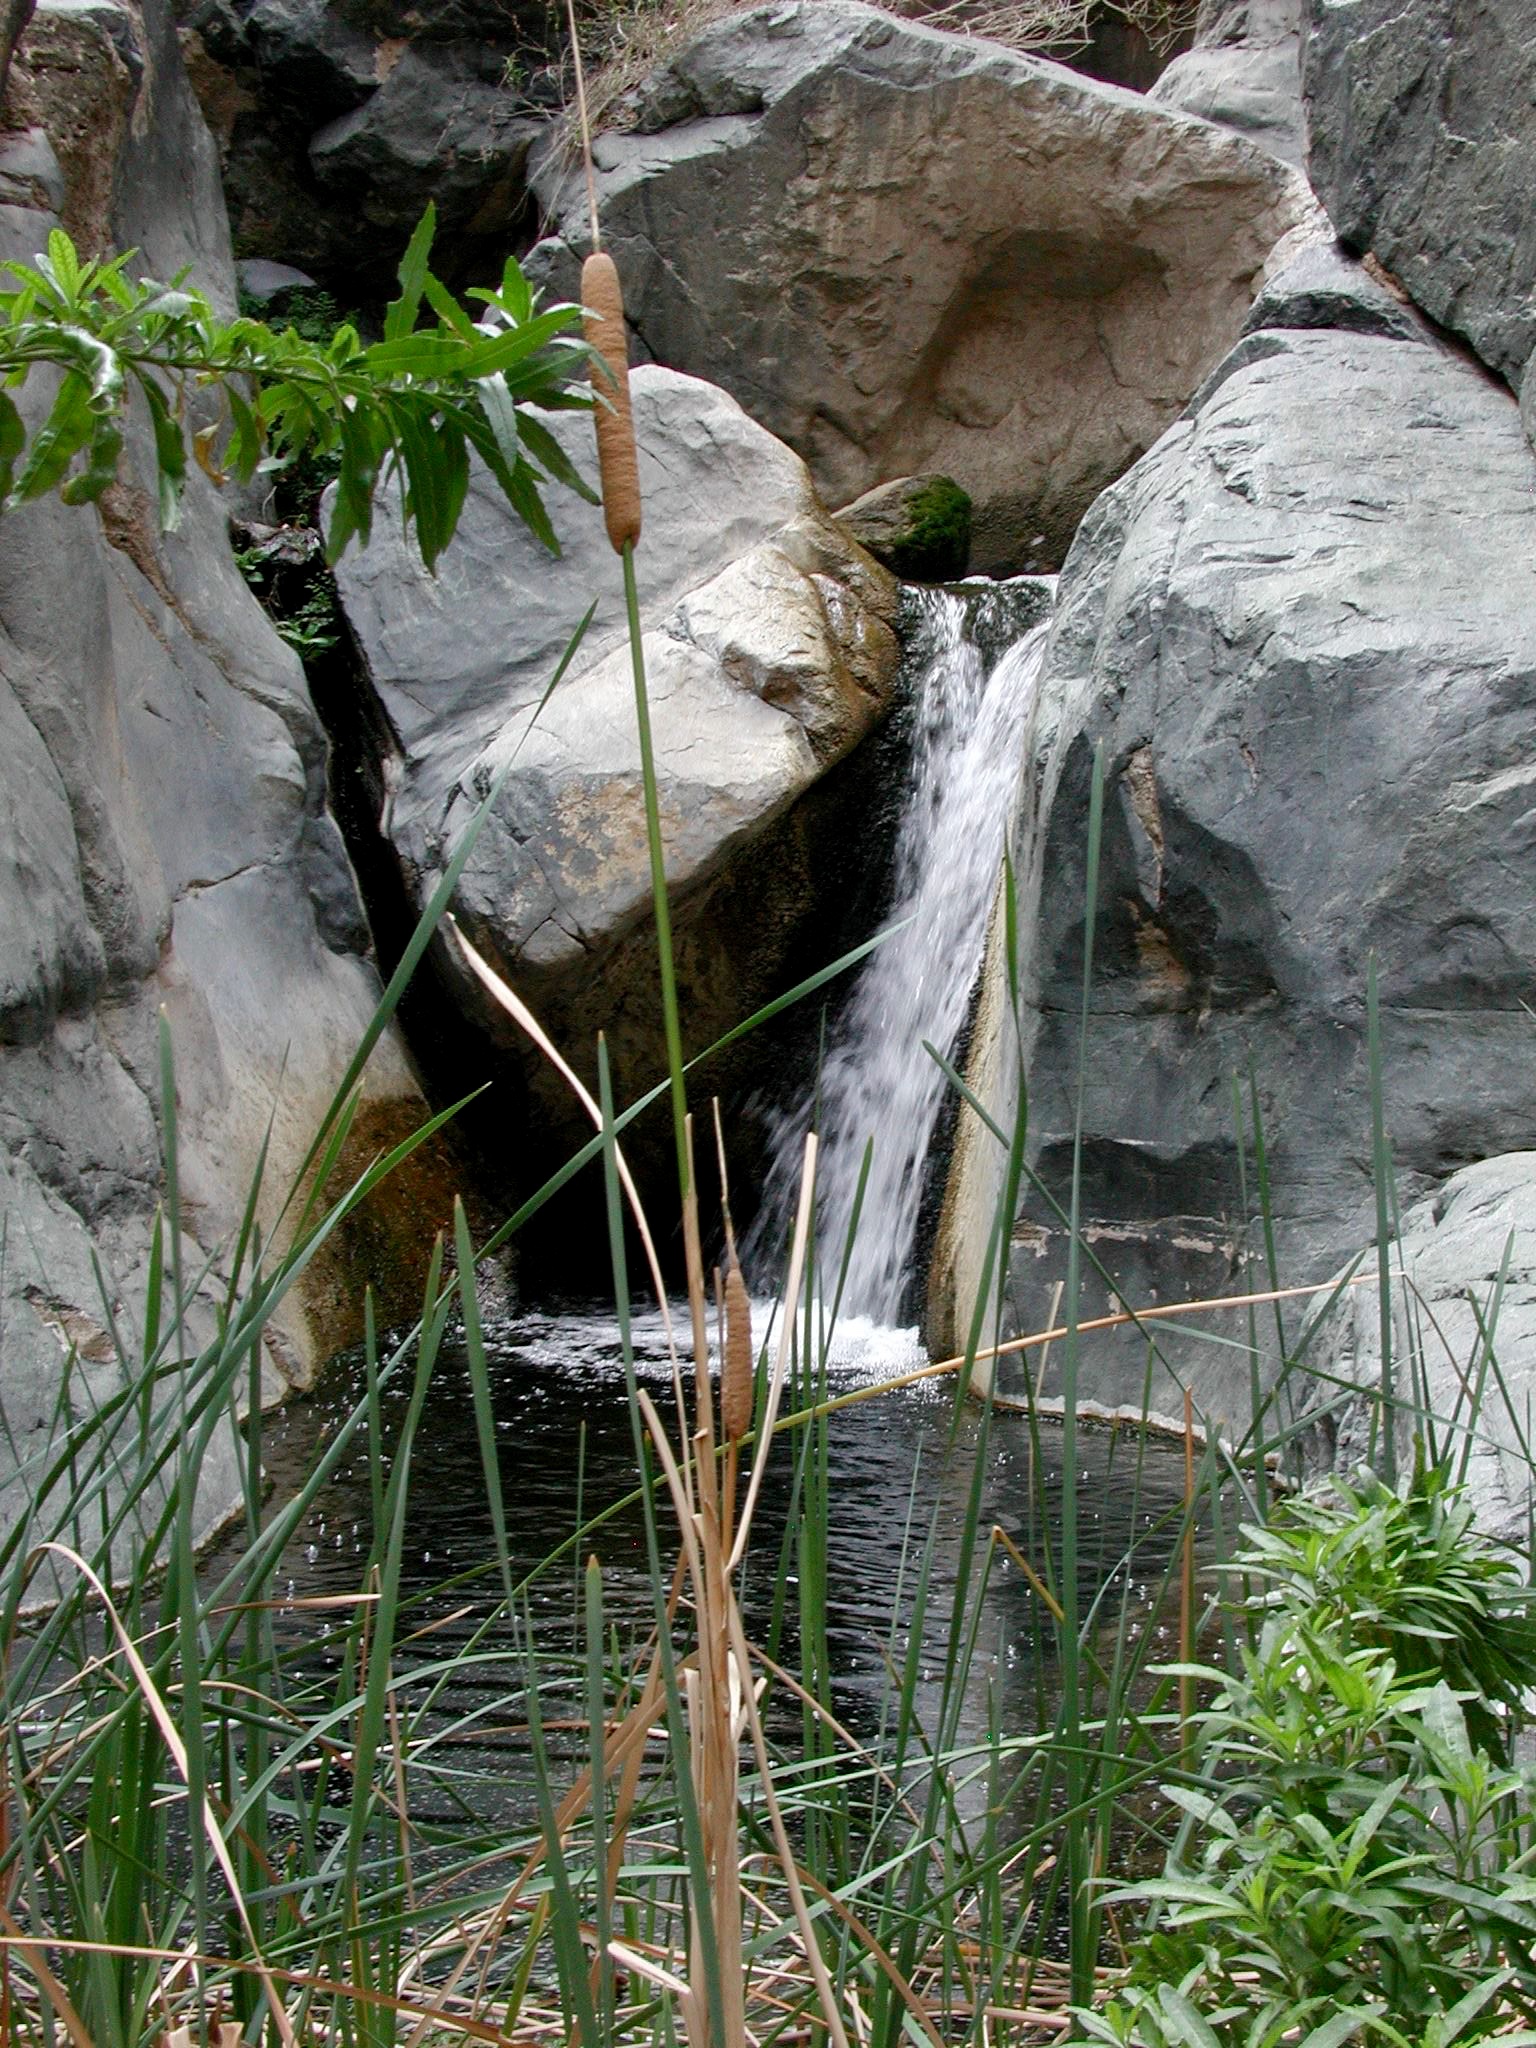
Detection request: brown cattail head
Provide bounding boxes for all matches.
[722,1260,754,1444]
[581,251,642,554]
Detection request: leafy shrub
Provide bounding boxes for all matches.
[0,206,595,569]
[1071,1467,1536,2046]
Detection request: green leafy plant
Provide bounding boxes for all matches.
[1238,1466,1536,1762]
[235,281,356,348]
[232,540,343,657]
[1070,1468,1536,2047]
[0,205,596,568]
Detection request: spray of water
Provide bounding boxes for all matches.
[750,589,1048,1324]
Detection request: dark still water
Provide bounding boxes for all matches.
[232,1301,1196,1826]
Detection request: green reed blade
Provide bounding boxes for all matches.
[1366,954,1397,1487]
[455,1196,516,1616]
[1061,737,1106,2007]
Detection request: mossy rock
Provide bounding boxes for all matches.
[835,474,973,581]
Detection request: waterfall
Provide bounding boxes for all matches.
[750,586,1050,1325]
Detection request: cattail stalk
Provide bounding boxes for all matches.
[582,252,642,554]
[721,1265,753,1446]
[714,1098,753,1452]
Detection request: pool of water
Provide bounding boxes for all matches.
[238,1300,1196,1799]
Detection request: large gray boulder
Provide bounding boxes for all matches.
[0,0,431,1548]
[527,0,1311,575]
[1149,0,1304,166]
[1301,1155,1536,1545]
[1303,0,1536,403]
[333,366,902,1185]
[928,240,1536,1433]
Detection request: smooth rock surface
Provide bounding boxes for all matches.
[528,0,1310,574]
[0,0,432,1550]
[1302,1155,1536,1544]
[1150,0,1304,166]
[929,255,1536,1432]
[334,366,902,1187]
[1303,0,1536,395]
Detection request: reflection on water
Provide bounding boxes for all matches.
[238,1301,1194,1825]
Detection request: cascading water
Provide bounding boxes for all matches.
[750,585,1050,1325]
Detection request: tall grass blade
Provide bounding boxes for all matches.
[1061,738,1106,2006]
[1366,953,1397,1488]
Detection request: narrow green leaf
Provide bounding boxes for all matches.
[136,372,187,531]
[473,366,521,472]
[1154,1983,1224,2048]
[383,201,437,342]
[1296,2010,1377,2048]
[0,387,23,499]
[421,269,478,340]
[224,381,263,482]
[364,331,470,379]
[460,305,586,379]
[323,400,385,561]
[497,452,559,556]
[58,412,124,505]
[7,370,93,505]
[513,406,599,504]
[454,1198,515,1615]
[393,402,444,565]
[46,227,82,302]
[432,416,470,565]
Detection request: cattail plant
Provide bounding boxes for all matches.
[581,251,642,555]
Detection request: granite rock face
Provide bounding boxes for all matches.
[1303,0,1536,399]
[929,242,1536,1431]
[333,366,902,1191]
[1149,0,1304,166]
[0,0,430,1547]
[1302,1155,1536,1546]
[527,0,1309,575]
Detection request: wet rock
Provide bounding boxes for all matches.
[1303,0,1536,400]
[332,365,902,1202]
[0,0,436,1550]
[835,475,972,582]
[527,0,1310,575]
[929,257,1536,1432]
[1302,1155,1536,1544]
